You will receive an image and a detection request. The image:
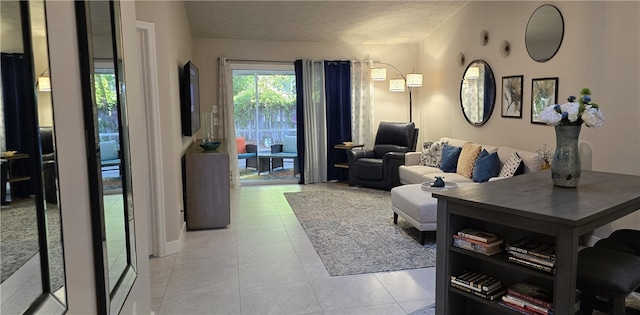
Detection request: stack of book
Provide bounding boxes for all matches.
[505,237,556,274]
[450,270,505,301]
[452,228,503,256]
[499,281,554,314]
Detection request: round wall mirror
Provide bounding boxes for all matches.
[526,4,564,62]
[460,60,496,126]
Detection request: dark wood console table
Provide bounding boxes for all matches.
[184,143,230,230]
[433,170,640,314]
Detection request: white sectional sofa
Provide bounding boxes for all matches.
[392,137,543,244]
[399,137,543,185]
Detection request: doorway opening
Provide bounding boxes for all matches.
[232,65,299,185]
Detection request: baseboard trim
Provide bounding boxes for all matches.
[163,222,186,256]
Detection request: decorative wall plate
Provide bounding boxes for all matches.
[479,30,489,46]
[457,52,465,67]
[500,40,511,58]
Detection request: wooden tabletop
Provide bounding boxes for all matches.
[1,153,29,160]
[433,170,640,229]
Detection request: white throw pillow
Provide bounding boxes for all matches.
[419,141,433,166]
[499,151,523,178]
[420,141,447,167]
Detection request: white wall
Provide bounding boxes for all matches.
[136,1,193,248]
[120,1,151,314]
[417,1,640,236]
[46,2,97,312]
[192,38,420,137]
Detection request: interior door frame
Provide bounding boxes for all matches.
[136,21,165,257]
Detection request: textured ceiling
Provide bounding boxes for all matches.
[184,1,468,44]
[1,1,47,52]
[1,1,46,36]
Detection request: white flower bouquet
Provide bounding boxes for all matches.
[538,88,604,128]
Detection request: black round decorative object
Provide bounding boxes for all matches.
[432,176,446,188]
[200,141,222,150]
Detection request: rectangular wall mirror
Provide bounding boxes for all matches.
[75,1,137,313]
[1,1,67,314]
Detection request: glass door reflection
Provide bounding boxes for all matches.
[94,60,128,291]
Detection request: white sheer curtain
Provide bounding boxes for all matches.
[301,60,328,184]
[218,57,240,187]
[351,60,375,150]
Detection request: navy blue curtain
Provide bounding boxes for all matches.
[324,60,351,181]
[484,68,495,119]
[1,53,38,199]
[294,60,305,184]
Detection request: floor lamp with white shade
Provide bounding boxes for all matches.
[371,62,422,122]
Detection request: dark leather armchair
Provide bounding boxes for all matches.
[347,122,419,190]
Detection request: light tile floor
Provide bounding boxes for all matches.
[150,183,436,315]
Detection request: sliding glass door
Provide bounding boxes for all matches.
[232,69,297,154]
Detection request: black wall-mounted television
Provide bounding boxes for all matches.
[181,60,200,136]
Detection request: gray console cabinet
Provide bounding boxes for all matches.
[185,143,230,230]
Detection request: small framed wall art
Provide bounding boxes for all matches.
[531,77,558,124]
[501,75,523,118]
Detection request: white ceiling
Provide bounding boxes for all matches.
[184,1,468,44]
[0,1,47,52]
[2,1,469,47]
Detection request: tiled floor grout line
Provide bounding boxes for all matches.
[273,187,328,314]
[233,203,244,315]
[373,272,404,307]
[155,253,178,315]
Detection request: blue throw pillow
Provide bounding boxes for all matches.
[473,149,500,182]
[439,144,462,173]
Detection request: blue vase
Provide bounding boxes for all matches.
[551,125,581,187]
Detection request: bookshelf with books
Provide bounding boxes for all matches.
[432,171,640,315]
[505,237,556,274]
[449,246,555,282]
[499,281,554,314]
[450,270,506,301]
[448,228,558,315]
[505,282,553,309]
[452,234,503,256]
[443,223,555,314]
